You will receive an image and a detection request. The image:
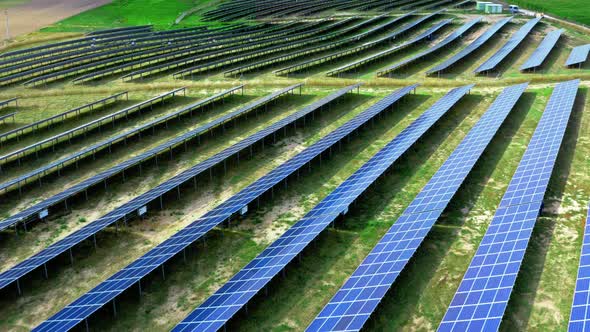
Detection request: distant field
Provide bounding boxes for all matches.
[509,0,590,26]
[43,0,222,32]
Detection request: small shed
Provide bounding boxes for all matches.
[476,1,492,10]
[485,3,503,13]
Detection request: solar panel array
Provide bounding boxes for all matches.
[378,17,482,76]
[475,17,542,73]
[0,87,186,168]
[172,15,391,78]
[426,16,513,75]
[0,28,246,85]
[307,82,529,332]
[274,11,440,76]
[520,29,563,71]
[222,13,415,77]
[0,84,360,293]
[0,84,293,225]
[86,25,153,36]
[173,84,473,332]
[125,19,346,80]
[0,91,128,144]
[35,83,418,332]
[326,19,452,76]
[569,202,590,332]
[70,22,312,83]
[438,79,580,332]
[2,22,316,86]
[565,44,590,67]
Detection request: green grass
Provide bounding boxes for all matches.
[41,0,225,32]
[509,0,590,26]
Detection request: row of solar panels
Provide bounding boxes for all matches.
[220,12,419,77]
[0,83,361,297]
[274,10,442,76]
[0,21,324,86]
[0,91,128,145]
[325,18,452,76]
[283,16,585,78]
[0,4,474,86]
[0,88,186,168]
[13,17,367,86]
[0,87,241,195]
[377,17,482,76]
[170,16,384,78]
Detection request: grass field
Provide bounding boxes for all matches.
[509,0,590,26]
[1,1,590,331]
[42,0,225,32]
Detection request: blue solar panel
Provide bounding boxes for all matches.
[34,84,417,332]
[475,17,541,73]
[565,44,590,67]
[427,17,513,75]
[173,84,474,332]
[438,79,580,332]
[326,19,452,76]
[569,202,590,332]
[0,84,360,293]
[167,17,383,79]
[306,82,529,332]
[378,17,482,76]
[520,29,563,71]
[275,11,440,76]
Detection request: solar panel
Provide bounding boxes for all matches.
[520,29,563,71]
[274,11,440,76]
[173,16,388,78]
[565,44,590,67]
[475,17,541,73]
[86,25,153,36]
[0,88,186,168]
[426,17,513,75]
[378,17,482,76]
[70,22,311,83]
[0,84,360,294]
[173,84,474,332]
[0,85,244,208]
[569,202,590,332]
[0,97,18,109]
[307,82,529,332]
[0,112,16,123]
[34,84,417,332]
[438,79,580,332]
[0,91,128,145]
[0,84,286,225]
[122,20,337,80]
[9,22,319,86]
[326,19,452,76]
[223,13,416,77]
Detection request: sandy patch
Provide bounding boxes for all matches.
[0,0,112,39]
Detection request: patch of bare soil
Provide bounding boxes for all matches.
[0,0,111,39]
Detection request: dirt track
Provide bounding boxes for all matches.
[0,0,112,39]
